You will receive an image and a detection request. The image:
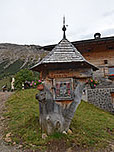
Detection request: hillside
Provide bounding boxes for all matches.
[4,89,114,152]
[0,43,48,79]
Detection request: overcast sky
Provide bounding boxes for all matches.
[0,0,114,46]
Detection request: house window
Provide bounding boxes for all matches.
[108,46,113,50]
[53,78,73,100]
[109,67,114,75]
[104,60,108,64]
[108,67,114,79]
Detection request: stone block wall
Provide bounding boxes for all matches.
[87,88,114,114]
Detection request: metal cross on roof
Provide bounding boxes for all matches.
[62,16,67,39]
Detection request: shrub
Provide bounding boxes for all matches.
[14,69,34,89]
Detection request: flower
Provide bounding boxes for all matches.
[30,79,42,88]
[87,78,99,89]
[38,80,41,83]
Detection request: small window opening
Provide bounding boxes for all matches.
[87,49,91,52]
[108,46,113,50]
[109,67,114,75]
[104,60,108,64]
[108,67,114,79]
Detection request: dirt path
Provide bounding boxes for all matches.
[0,92,22,152]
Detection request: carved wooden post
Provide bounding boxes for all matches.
[36,82,86,135]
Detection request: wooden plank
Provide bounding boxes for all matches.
[48,69,92,78]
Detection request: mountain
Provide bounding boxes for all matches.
[0,43,48,79]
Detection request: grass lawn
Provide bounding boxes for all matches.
[4,89,114,151]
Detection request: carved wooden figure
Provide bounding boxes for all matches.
[36,82,85,135]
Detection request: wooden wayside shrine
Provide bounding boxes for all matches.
[31,18,98,135]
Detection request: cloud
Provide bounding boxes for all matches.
[103,10,114,17]
[102,28,114,36]
[80,33,93,40]
[79,28,114,40]
[0,0,114,45]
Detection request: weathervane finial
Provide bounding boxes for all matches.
[62,16,66,39]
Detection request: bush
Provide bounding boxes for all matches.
[14,69,34,90]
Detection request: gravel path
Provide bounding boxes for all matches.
[0,92,22,152]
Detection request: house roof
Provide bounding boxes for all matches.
[40,38,84,63]
[31,38,98,71]
[31,18,98,72]
[42,36,114,52]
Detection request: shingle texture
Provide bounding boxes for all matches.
[42,39,84,63]
[31,38,98,71]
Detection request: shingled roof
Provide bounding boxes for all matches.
[31,37,98,71]
[40,38,84,63]
[31,18,98,71]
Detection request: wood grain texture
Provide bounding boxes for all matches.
[36,82,85,135]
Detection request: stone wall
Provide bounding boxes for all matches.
[87,88,114,114]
